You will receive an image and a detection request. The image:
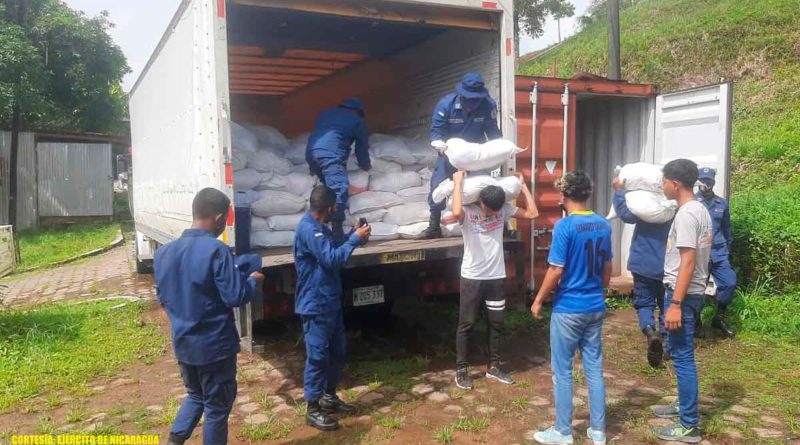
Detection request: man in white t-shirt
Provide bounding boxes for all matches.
[451,170,539,390]
[651,159,712,444]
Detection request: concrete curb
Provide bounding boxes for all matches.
[16,230,125,273]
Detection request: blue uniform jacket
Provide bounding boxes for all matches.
[431,93,502,144]
[294,213,362,315]
[154,229,258,366]
[696,193,732,262]
[306,108,370,169]
[612,190,672,280]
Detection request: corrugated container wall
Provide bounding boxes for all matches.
[36,143,113,218]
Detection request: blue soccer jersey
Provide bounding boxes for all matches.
[547,211,613,313]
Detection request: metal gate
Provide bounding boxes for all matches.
[36,143,113,218]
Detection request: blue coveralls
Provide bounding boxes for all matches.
[612,190,672,334]
[428,93,502,214]
[294,213,363,402]
[697,193,737,305]
[306,108,370,223]
[154,229,259,444]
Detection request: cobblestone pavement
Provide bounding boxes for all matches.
[0,243,155,307]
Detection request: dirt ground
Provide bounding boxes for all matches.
[0,247,797,444]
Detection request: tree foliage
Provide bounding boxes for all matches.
[0,0,129,133]
[514,0,575,55]
[577,0,641,29]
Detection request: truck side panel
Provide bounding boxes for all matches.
[129,0,227,244]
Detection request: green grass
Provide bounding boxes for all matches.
[237,415,293,441]
[727,282,800,338]
[453,416,490,433]
[376,415,403,430]
[433,425,455,444]
[0,300,165,413]
[346,356,428,392]
[15,223,119,271]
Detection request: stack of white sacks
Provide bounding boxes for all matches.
[231,121,524,247]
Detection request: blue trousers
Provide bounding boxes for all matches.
[550,311,606,435]
[172,355,237,445]
[428,155,457,214]
[308,151,348,223]
[632,273,665,335]
[710,258,737,306]
[665,290,703,428]
[302,310,347,402]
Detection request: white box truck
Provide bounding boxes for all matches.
[128,0,522,351]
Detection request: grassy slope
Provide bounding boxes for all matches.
[521,0,800,286]
[16,223,119,271]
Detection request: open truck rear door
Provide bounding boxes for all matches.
[653,82,733,197]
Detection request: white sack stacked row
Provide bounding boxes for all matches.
[606,162,678,223]
[231,122,525,246]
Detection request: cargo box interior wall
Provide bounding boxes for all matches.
[225,2,501,140]
[575,95,654,278]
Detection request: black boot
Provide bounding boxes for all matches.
[712,304,736,338]
[320,392,356,415]
[167,433,187,445]
[306,400,340,431]
[423,213,443,239]
[644,325,663,368]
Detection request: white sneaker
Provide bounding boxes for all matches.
[533,426,574,444]
[587,428,607,445]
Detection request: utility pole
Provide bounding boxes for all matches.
[557,18,562,43]
[607,0,621,80]
[9,0,27,262]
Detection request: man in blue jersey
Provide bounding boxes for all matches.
[532,171,612,445]
[612,176,672,367]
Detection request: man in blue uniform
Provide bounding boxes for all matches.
[423,72,502,239]
[612,177,672,368]
[307,98,371,240]
[154,188,265,445]
[696,167,736,337]
[294,185,371,431]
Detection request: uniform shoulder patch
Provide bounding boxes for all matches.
[491,108,497,120]
[314,232,324,238]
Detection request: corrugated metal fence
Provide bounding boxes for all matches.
[37,143,113,217]
[0,131,38,229]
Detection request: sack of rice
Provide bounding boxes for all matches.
[252,190,306,218]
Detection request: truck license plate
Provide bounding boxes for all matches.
[353,285,385,307]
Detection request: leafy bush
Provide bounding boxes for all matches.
[730,182,800,289]
[728,279,800,338]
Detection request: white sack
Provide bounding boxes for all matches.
[347,156,402,173]
[349,170,370,195]
[266,213,304,231]
[383,202,430,226]
[617,162,665,193]
[249,150,292,175]
[402,163,429,172]
[397,185,429,203]
[251,216,269,232]
[252,191,306,218]
[232,149,250,171]
[371,138,415,165]
[369,171,422,193]
[349,208,388,223]
[348,191,403,214]
[443,222,462,238]
[251,230,295,248]
[256,174,286,191]
[445,138,523,171]
[418,167,433,181]
[234,169,269,191]
[368,222,399,241]
[407,140,438,167]
[431,175,522,205]
[285,139,308,165]
[398,222,429,240]
[244,124,289,149]
[231,121,259,153]
[234,190,261,207]
[286,173,317,197]
[607,190,678,224]
[291,163,310,174]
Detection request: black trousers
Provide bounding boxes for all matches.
[456,277,505,369]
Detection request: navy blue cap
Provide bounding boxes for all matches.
[456,72,489,99]
[698,167,716,181]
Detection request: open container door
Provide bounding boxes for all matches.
[653,82,733,197]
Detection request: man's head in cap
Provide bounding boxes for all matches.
[697,167,716,197]
[456,72,489,112]
[339,97,365,118]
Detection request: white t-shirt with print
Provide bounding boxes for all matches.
[460,203,517,280]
